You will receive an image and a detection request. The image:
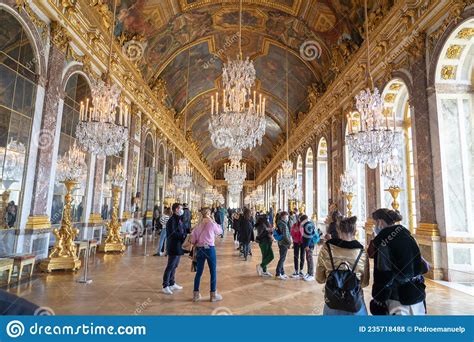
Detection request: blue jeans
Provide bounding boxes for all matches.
[323,302,368,316]
[194,246,217,292]
[157,229,167,254]
[162,255,181,288]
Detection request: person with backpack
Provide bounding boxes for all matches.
[300,215,319,281]
[255,214,274,277]
[290,218,305,278]
[316,216,369,315]
[370,208,427,316]
[275,211,292,280]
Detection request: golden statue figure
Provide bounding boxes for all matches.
[40,180,81,272]
[99,185,126,253]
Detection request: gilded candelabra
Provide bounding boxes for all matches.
[40,180,81,272]
[385,186,402,211]
[99,185,125,253]
[344,192,354,217]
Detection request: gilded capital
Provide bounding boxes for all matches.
[50,21,71,52]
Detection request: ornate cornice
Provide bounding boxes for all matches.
[32,0,213,182]
[256,0,470,184]
[50,20,71,52]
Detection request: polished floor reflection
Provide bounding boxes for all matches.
[4,234,474,315]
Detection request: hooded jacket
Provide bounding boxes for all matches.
[276,219,292,247]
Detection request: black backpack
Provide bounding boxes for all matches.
[324,243,364,313]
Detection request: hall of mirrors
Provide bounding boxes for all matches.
[0,0,473,315]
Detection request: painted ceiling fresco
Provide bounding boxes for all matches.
[109,0,393,177]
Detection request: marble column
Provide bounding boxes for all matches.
[123,112,138,219]
[408,37,442,279]
[26,40,67,230]
[88,157,105,224]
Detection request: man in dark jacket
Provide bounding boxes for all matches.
[214,205,225,237]
[162,203,187,295]
[182,203,192,233]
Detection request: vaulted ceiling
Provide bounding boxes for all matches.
[111,0,387,179]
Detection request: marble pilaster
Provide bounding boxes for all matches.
[27,43,66,226]
[408,40,442,279]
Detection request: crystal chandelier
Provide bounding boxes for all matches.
[277,159,296,193]
[173,158,193,189]
[0,139,25,182]
[208,0,266,152]
[229,148,242,163]
[56,142,87,182]
[172,47,194,190]
[276,49,297,195]
[382,150,403,188]
[224,159,246,188]
[345,0,401,169]
[288,183,302,202]
[76,0,128,158]
[340,171,355,194]
[107,162,126,187]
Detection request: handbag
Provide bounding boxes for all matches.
[182,234,192,253]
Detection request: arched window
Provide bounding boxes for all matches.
[435,19,474,237]
[380,80,417,231]
[157,144,165,207]
[296,154,303,195]
[51,73,91,224]
[317,138,328,221]
[305,148,314,217]
[143,134,155,213]
[0,9,38,228]
[344,117,367,224]
[167,151,174,183]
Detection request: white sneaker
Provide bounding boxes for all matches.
[277,274,287,280]
[170,283,183,291]
[159,252,164,256]
[291,272,299,278]
[282,274,289,279]
[262,271,273,277]
[162,286,173,295]
[304,275,315,282]
[256,264,263,276]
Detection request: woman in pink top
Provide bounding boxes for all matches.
[290,221,305,278]
[190,208,223,302]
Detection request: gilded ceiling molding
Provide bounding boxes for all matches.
[31,0,214,182]
[428,0,474,50]
[179,0,302,17]
[256,0,459,184]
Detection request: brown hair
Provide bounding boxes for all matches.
[338,216,357,235]
[164,207,172,216]
[201,207,211,217]
[372,208,402,226]
[243,207,252,220]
